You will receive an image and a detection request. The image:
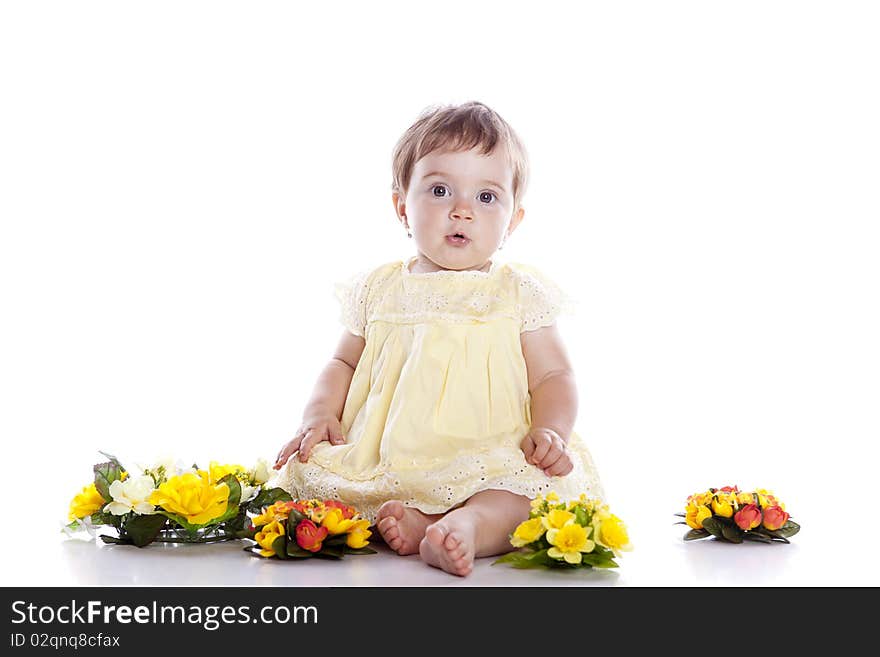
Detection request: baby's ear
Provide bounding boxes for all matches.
[508,206,525,235]
[391,191,405,218]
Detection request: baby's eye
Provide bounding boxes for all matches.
[431,184,449,197]
[479,191,496,204]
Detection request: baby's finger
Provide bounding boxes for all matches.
[544,455,572,477]
[529,433,552,465]
[274,436,303,469]
[298,429,322,462]
[328,425,346,445]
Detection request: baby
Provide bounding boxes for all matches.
[273,101,603,576]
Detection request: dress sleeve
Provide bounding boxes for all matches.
[511,263,577,333]
[333,267,372,337]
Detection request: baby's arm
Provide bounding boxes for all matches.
[273,330,366,469]
[519,324,578,476]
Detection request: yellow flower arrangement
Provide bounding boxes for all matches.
[677,485,800,544]
[495,492,631,570]
[244,499,376,560]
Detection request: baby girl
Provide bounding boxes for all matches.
[273,100,604,576]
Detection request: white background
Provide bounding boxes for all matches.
[1,1,878,586]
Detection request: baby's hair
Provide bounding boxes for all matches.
[391,100,530,210]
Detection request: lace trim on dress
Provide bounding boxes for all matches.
[272,442,605,525]
[333,268,372,336]
[333,259,577,335]
[512,264,578,332]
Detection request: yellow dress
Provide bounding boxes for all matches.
[275,255,604,523]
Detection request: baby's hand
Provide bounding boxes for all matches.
[273,414,346,469]
[520,427,573,477]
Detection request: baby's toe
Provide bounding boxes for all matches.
[424,523,448,549]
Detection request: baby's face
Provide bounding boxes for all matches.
[397,146,523,272]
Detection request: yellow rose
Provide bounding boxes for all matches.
[510,517,545,547]
[148,471,229,525]
[321,508,357,535]
[68,483,105,521]
[254,519,285,557]
[686,504,713,529]
[542,509,576,530]
[711,494,734,518]
[737,492,755,505]
[346,519,372,549]
[204,461,246,484]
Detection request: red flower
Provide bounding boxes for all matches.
[718,485,740,493]
[281,500,311,514]
[762,506,790,531]
[295,519,328,552]
[734,504,762,531]
[324,499,356,519]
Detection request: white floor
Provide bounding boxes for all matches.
[5,508,874,588]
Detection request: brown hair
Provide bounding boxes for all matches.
[391,101,529,209]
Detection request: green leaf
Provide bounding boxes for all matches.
[758,529,790,543]
[742,532,773,543]
[219,474,242,508]
[93,461,124,502]
[775,520,800,538]
[701,517,724,538]
[721,524,744,544]
[574,505,589,527]
[155,510,203,536]
[226,509,248,533]
[684,528,711,541]
[323,534,349,547]
[122,514,168,547]
[581,552,618,568]
[272,534,288,559]
[89,512,117,527]
[287,509,307,525]
[285,542,314,558]
[318,545,345,559]
[248,487,292,512]
[493,548,556,569]
[100,534,132,545]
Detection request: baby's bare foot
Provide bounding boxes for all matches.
[419,516,476,577]
[376,501,438,556]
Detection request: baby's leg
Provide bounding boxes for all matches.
[376,501,442,556]
[419,489,530,577]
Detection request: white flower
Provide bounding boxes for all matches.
[249,458,270,485]
[239,483,259,504]
[61,516,98,539]
[103,475,157,516]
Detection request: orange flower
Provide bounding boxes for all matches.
[762,505,790,531]
[734,504,762,531]
[295,518,328,552]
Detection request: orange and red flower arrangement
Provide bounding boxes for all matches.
[677,485,800,543]
[244,499,376,559]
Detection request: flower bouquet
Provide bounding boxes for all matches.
[64,452,292,546]
[677,486,800,543]
[243,499,376,559]
[493,492,631,569]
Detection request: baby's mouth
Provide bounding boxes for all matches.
[446,233,470,245]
